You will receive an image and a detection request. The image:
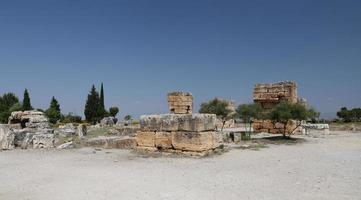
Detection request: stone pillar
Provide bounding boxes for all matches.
[167,92,193,114]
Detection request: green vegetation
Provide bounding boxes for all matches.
[61,113,82,123]
[109,107,119,117]
[124,115,132,121]
[22,89,33,111]
[0,93,20,123]
[199,98,234,131]
[45,96,61,124]
[236,103,263,140]
[100,82,105,112]
[266,101,319,137]
[337,107,361,122]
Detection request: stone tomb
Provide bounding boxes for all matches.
[136,92,220,153]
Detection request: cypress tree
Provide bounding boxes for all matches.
[100,82,105,110]
[22,89,33,111]
[45,96,61,124]
[84,84,103,124]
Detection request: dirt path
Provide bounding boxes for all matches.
[1,132,360,200]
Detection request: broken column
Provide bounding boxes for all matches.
[136,92,219,153]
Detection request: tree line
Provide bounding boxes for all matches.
[336,107,361,122]
[0,83,121,124]
[199,98,319,138]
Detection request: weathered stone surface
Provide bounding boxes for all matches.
[140,114,216,132]
[167,91,193,114]
[55,123,76,137]
[77,124,87,138]
[9,110,51,129]
[155,132,172,149]
[171,131,219,152]
[57,141,74,149]
[0,125,15,150]
[33,134,55,148]
[86,136,137,149]
[136,131,155,147]
[100,117,118,126]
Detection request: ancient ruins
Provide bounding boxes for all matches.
[1,111,55,150]
[252,81,306,134]
[136,92,220,153]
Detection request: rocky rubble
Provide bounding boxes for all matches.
[0,110,55,150]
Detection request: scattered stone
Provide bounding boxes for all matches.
[33,134,55,148]
[55,123,76,137]
[77,124,87,138]
[57,141,74,149]
[0,125,15,150]
[86,136,137,149]
[100,117,118,127]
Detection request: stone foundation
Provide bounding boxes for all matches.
[137,114,219,152]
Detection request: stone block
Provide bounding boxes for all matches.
[0,125,15,150]
[171,131,219,152]
[86,136,137,149]
[33,134,54,148]
[155,132,172,149]
[136,131,155,147]
[140,114,216,132]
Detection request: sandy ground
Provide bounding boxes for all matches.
[1,131,361,200]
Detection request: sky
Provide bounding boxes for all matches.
[0,0,360,119]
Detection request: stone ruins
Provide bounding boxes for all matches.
[252,81,305,134]
[136,92,220,153]
[1,111,55,150]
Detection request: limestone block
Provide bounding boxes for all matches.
[33,134,54,148]
[0,125,15,150]
[155,132,172,149]
[171,131,219,152]
[86,136,137,149]
[140,114,216,132]
[136,131,155,147]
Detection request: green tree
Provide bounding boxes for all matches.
[124,115,132,121]
[0,93,20,123]
[266,101,318,138]
[45,96,61,124]
[100,82,105,111]
[199,98,234,131]
[22,89,33,111]
[236,103,263,139]
[109,107,119,117]
[337,107,351,122]
[84,85,103,124]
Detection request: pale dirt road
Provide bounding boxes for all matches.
[1,132,360,200]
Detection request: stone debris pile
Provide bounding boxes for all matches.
[0,111,55,150]
[136,92,220,153]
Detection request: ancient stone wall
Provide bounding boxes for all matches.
[167,92,193,114]
[253,81,298,109]
[253,81,304,134]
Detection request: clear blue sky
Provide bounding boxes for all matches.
[0,0,360,119]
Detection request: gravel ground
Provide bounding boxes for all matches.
[1,131,360,200]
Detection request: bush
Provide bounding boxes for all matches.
[61,113,82,123]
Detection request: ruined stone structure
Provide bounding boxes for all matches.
[136,92,219,153]
[252,81,305,134]
[3,111,55,149]
[167,92,193,114]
